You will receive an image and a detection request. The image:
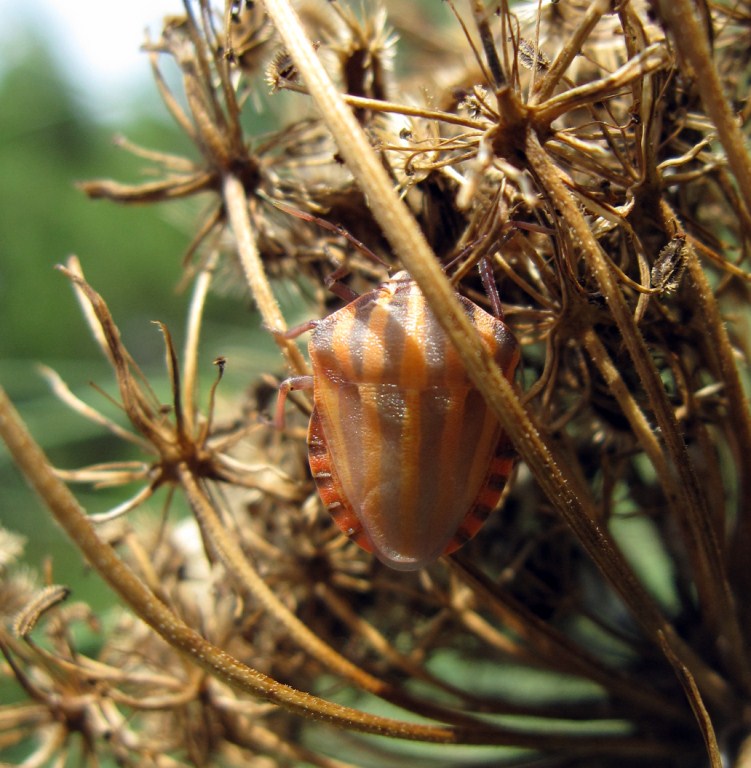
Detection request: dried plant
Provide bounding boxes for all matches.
[2,0,751,765]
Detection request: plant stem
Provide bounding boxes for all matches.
[222,173,309,376]
[525,130,749,700]
[0,385,565,745]
[179,464,531,729]
[261,0,735,713]
[654,0,751,221]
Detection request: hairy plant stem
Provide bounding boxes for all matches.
[261,0,735,715]
[222,173,309,376]
[177,464,505,730]
[658,198,751,640]
[654,0,751,222]
[525,132,750,699]
[0,385,587,747]
[658,632,722,768]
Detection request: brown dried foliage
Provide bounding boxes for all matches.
[1,0,751,765]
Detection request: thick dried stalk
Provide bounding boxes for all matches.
[261,0,735,714]
[654,0,751,221]
[657,199,751,631]
[0,385,583,746]
[222,173,309,376]
[525,132,749,702]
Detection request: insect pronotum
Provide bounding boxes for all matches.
[277,271,520,571]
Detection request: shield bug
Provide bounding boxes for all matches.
[277,271,519,571]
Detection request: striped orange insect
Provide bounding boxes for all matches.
[276,271,519,570]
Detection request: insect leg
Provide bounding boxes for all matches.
[479,255,505,321]
[275,375,314,430]
[322,260,361,303]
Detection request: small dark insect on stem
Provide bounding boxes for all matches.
[651,233,689,294]
[518,38,551,74]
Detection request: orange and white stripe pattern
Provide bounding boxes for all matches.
[306,271,519,571]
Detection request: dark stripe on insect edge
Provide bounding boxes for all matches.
[450,526,474,547]
[450,512,488,550]
[329,507,364,538]
[485,473,508,491]
[470,504,493,523]
[351,531,372,552]
[494,441,516,460]
[308,436,328,458]
[313,474,335,492]
[328,504,350,522]
[487,456,513,477]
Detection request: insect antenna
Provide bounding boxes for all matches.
[265,198,390,269]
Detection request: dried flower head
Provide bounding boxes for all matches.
[1,0,751,765]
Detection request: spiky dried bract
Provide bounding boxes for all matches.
[2,0,751,766]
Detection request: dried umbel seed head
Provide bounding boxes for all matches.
[266,46,300,91]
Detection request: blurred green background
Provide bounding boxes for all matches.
[0,15,283,606]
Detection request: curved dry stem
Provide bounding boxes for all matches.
[341,93,485,130]
[87,484,157,523]
[658,199,751,633]
[221,173,309,376]
[660,199,751,489]
[315,582,505,711]
[227,721,357,768]
[581,330,671,489]
[0,385,581,747]
[533,43,670,126]
[525,131,748,704]
[182,250,219,439]
[261,0,735,716]
[65,255,117,366]
[146,46,198,142]
[58,263,168,449]
[655,0,751,221]
[529,0,612,105]
[447,555,689,723]
[154,322,186,445]
[80,172,214,203]
[37,365,151,452]
[178,465,505,730]
[658,632,722,768]
[54,462,149,485]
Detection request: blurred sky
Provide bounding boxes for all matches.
[0,0,183,121]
